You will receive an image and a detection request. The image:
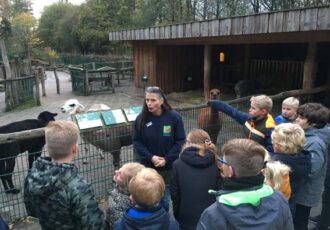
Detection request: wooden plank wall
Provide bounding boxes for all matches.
[156,45,204,93]
[109,6,330,41]
[133,41,157,88]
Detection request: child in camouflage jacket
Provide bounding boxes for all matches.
[24,120,105,230]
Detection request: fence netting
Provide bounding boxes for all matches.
[0,91,325,221]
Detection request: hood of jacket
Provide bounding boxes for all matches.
[179,145,215,168]
[217,185,289,228]
[308,124,330,148]
[117,206,172,230]
[272,150,311,180]
[25,157,78,197]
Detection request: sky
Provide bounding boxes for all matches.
[31,0,86,19]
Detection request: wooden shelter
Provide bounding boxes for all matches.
[109,6,330,100]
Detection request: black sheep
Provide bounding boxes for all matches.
[0,111,57,194]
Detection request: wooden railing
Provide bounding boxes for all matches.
[250,59,304,89]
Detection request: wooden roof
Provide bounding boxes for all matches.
[109,6,330,44]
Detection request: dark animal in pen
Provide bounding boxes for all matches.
[0,111,57,194]
[234,80,261,98]
[198,88,223,144]
[61,99,132,169]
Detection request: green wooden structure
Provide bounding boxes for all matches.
[69,61,133,95]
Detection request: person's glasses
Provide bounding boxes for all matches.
[217,156,230,166]
[217,156,235,177]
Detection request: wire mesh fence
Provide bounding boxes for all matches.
[1,88,328,222]
[3,75,38,111]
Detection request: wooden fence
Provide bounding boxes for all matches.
[69,61,133,95]
[0,86,328,222]
[0,75,40,111]
[250,59,304,90]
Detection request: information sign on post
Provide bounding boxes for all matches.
[123,106,142,122]
[73,106,142,131]
[101,109,126,126]
[74,112,103,130]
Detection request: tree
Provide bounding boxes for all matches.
[75,0,123,53]
[11,12,36,59]
[0,16,12,79]
[38,3,79,52]
[11,0,32,17]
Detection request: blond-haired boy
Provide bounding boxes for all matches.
[208,94,276,152]
[271,123,310,215]
[114,168,179,229]
[24,120,104,229]
[275,97,299,125]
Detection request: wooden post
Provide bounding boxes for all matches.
[325,66,330,107]
[203,45,211,101]
[244,45,251,79]
[83,64,90,96]
[303,42,317,90]
[39,67,46,97]
[92,62,96,70]
[117,71,120,85]
[53,67,60,94]
[35,72,41,106]
[121,61,125,79]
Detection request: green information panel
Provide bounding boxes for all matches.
[123,106,142,122]
[101,109,126,126]
[74,112,103,130]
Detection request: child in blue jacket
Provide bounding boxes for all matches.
[275,97,299,125]
[114,168,179,230]
[208,95,275,153]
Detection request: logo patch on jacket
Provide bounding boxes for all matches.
[163,125,171,136]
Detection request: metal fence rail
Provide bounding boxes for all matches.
[0,86,329,221]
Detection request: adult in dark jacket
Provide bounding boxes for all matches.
[171,129,220,230]
[24,121,104,230]
[270,123,311,215]
[133,86,186,211]
[197,139,293,230]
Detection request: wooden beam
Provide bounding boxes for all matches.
[303,42,317,89]
[203,45,211,101]
[0,128,45,144]
[156,31,330,45]
[244,44,251,79]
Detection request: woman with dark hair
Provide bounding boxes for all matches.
[132,86,186,212]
